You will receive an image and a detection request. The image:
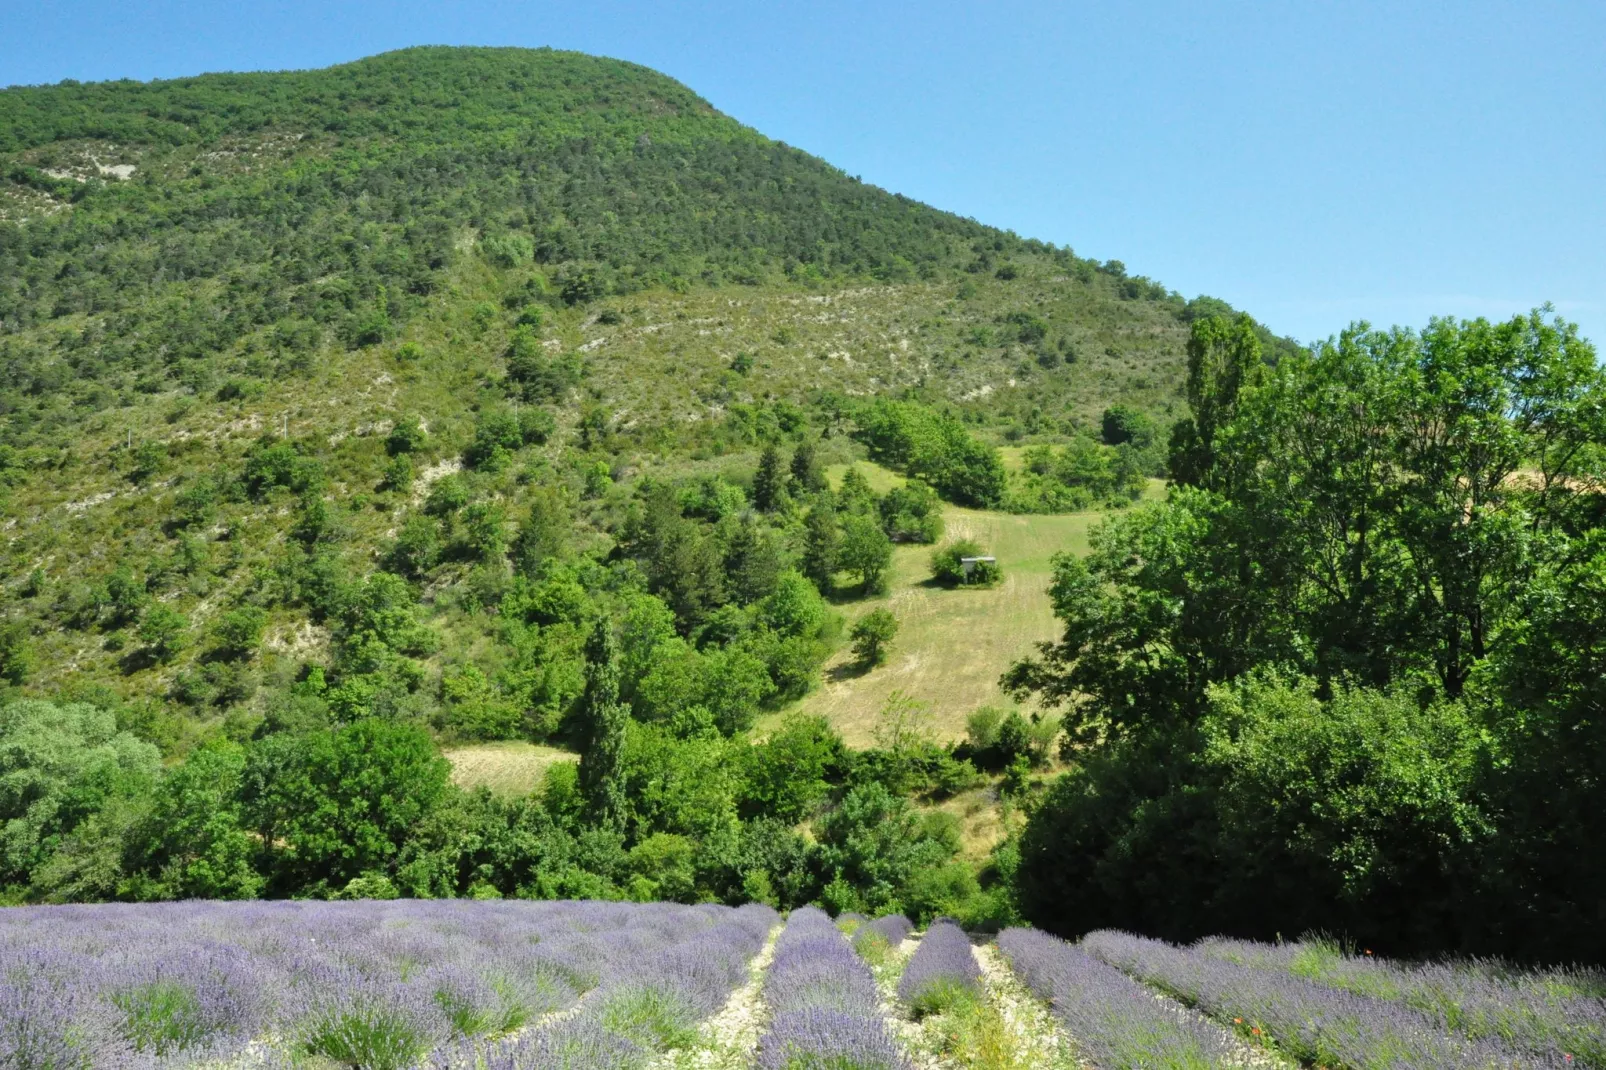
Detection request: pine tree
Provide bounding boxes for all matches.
[577,619,628,829]
[802,500,840,593]
[753,445,788,513]
[790,441,827,493]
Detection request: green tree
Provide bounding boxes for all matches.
[801,500,840,593]
[512,487,570,577]
[813,783,953,914]
[386,414,427,455]
[739,715,843,823]
[752,445,788,513]
[460,501,510,563]
[241,719,449,892]
[131,741,264,900]
[0,700,160,887]
[836,466,877,516]
[878,481,943,544]
[138,605,190,664]
[1100,404,1153,448]
[210,607,267,662]
[839,514,893,594]
[789,441,827,493]
[577,620,629,829]
[385,515,441,578]
[1167,313,1260,486]
[850,608,899,667]
[723,517,782,605]
[1006,308,1606,958]
[759,570,827,639]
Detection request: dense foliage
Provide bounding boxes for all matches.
[1008,308,1606,962]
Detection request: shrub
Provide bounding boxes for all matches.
[139,605,190,664]
[930,540,999,586]
[850,609,899,667]
[0,622,33,685]
[210,607,267,661]
[878,481,943,543]
[386,415,427,456]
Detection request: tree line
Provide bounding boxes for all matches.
[1008,308,1606,963]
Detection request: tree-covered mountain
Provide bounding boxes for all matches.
[0,45,1287,708]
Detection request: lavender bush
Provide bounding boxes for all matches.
[896,919,980,1017]
[997,926,1245,1070]
[756,906,912,1070]
[0,898,775,1069]
[851,912,913,959]
[1084,929,1558,1069]
[1194,936,1606,1067]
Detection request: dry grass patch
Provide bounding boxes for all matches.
[778,492,1100,746]
[445,741,577,797]
[927,786,1023,865]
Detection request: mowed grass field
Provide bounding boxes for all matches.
[444,741,578,797]
[767,462,1163,746]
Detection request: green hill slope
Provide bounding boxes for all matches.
[0,46,1287,738]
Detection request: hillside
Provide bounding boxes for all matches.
[0,46,1283,728]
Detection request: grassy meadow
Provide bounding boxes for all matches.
[759,462,1159,745]
[444,740,578,797]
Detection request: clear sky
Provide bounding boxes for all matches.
[4,0,1603,347]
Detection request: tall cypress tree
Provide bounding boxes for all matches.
[576,619,628,829]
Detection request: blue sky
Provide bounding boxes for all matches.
[4,0,1603,347]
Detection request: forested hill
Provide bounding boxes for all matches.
[0,45,1294,707]
[0,45,1288,435]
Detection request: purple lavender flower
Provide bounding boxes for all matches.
[1083,929,1552,1070]
[756,1008,912,1070]
[997,926,1245,1070]
[0,898,776,1068]
[754,908,912,1070]
[1193,936,1606,1067]
[897,920,980,1016]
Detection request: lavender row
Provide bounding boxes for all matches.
[853,912,914,955]
[436,901,777,1070]
[996,926,1246,1070]
[0,898,770,1069]
[1084,929,1560,1070]
[897,919,981,1015]
[1193,936,1606,1067]
[755,906,912,1070]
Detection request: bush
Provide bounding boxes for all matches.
[850,609,899,667]
[1100,404,1153,447]
[210,607,267,661]
[138,606,190,664]
[878,481,944,543]
[386,415,427,456]
[930,540,1000,586]
[0,622,32,685]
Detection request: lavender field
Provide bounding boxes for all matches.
[2,900,1601,1069]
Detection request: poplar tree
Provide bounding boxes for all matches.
[576,620,628,829]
